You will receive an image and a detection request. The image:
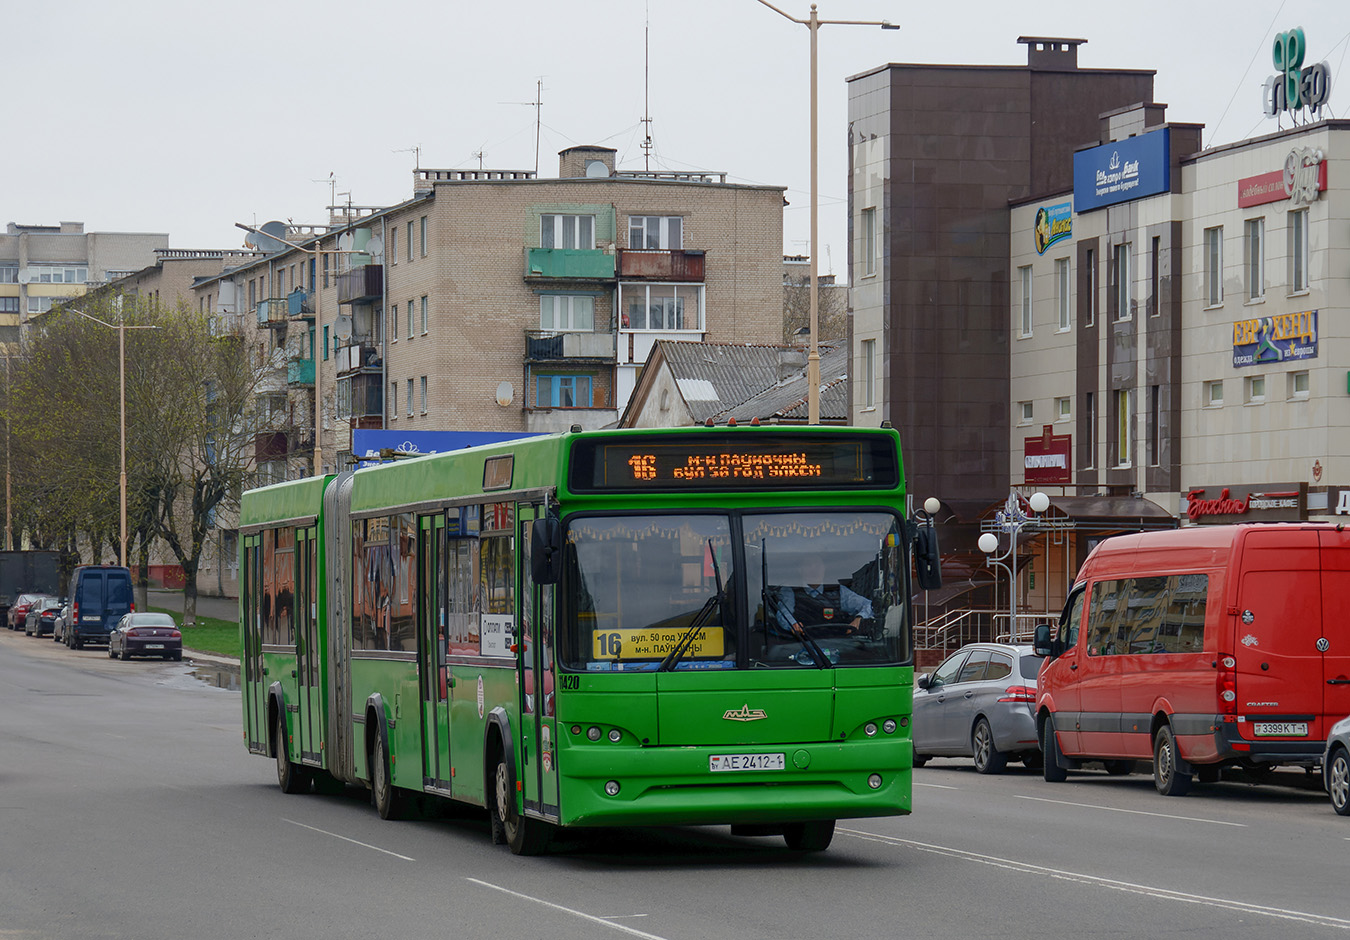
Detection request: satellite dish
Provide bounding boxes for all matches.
[496,381,514,407]
[367,235,384,261]
[585,160,610,178]
[248,220,288,254]
[337,232,355,253]
[334,315,353,342]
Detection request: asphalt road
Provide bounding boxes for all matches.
[3,627,1349,940]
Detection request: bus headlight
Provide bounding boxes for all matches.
[608,729,622,743]
[604,780,621,796]
[882,719,897,734]
[868,774,883,789]
[864,722,878,737]
[587,726,602,741]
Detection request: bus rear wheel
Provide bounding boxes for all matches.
[493,755,551,855]
[371,722,407,820]
[275,712,310,795]
[783,820,835,852]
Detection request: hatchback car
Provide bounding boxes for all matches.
[25,597,64,637]
[1324,715,1350,815]
[913,642,1045,774]
[52,603,71,643]
[8,593,47,631]
[108,612,182,661]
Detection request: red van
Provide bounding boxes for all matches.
[1033,524,1350,796]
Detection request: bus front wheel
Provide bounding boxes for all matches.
[275,711,311,795]
[371,722,407,820]
[493,755,551,855]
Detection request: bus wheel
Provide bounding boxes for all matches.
[1042,716,1067,782]
[275,712,310,795]
[493,755,551,855]
[783,820,835,852]
[371,722,407,820]
[1152,725,1192,797]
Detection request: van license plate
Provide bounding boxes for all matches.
[709,753,786,772]
[1253,722,1307,736]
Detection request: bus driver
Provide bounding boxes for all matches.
[771,554,873,639]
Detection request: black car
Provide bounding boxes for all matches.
[24,597,64,637]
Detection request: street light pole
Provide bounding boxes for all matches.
[978,491,1049,640]
[755,1,898,424]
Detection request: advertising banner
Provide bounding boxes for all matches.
[1184,483,1306,523]
[1232,310,1317,368]
[1073,129,1171,212]
[1034,202,1073,255]
[1024,426,1071,485]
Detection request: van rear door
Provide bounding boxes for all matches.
[1318,530,1350,728]
[1233,528,1324,741]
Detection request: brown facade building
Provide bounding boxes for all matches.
[847,38,1156,519]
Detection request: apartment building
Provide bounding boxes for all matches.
[0,222,168,344]
[197,145,786,481]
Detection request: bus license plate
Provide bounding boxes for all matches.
[709,753,785,772]
[1253,722,1307,736]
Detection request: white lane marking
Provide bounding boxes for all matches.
[281,818,415,861]
[840,829,1350,930]
[1014,794,1247,827]
[469,878,669,939]
[914,782,961,790]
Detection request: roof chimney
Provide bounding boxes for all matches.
[1018,36,1086,71]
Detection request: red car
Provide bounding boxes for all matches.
[8,593,48,631]
[107,612,182,661]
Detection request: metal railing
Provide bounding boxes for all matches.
[914,607,1058,654]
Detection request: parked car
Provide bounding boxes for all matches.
[913,642,1044,773]
[108,612,182,661]
[52,603,70,643]
[8,592,46,631]
[65,565,134,649]
[24,597,64,637]
[1325,716,1350,816]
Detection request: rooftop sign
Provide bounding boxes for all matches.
[1072,129,1170,213]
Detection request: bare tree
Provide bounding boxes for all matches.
[782,274,849,344]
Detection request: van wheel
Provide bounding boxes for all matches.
[1103,760,1136,776]
[1042,716,1067,782]
[1153,725,1192,796]
[972,719,1008,775]
[1329,747,1350,816]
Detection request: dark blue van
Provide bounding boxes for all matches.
[66,565,134,649]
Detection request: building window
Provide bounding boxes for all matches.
[407,221,414,262]
[0,297,19,313]
[1204,227,1222,306]
[1289,371,1310,400]
[389,228,397,265]
[1289,208,1309,292]
[309,258,317,291]
[407,378,414,416]
[619,283,704,331]
[1114,388,1132,467]
[1244,374,1266,404]
[862,207,877,277]
[0,264,17,284]
[390,381,398,419]
[387,305,396,343]
[862,339,875,407]
[1018,401,1033,425]
[1114,243,1132,321]
[374,306,384,344]
[1245,218,1264,301]
[420,376,428,413]
[540,294,595,331]
[628,216,682,249]
[1084,247,1096,327]
[1147,385,1160,467]
[27,297,54,314]
[1084,390,1096,469]
[323,325,330,361]
[1018,265,1032,337]
[407,300,414,340]
[537,374,593,408]
[1056,396,1071,422]
[419,216,428,257]
[541,214,595,250]
[1150,236,1161,317]
[1055,258,1071,331]
[420,295,428,334]
[1204,380,1223,408]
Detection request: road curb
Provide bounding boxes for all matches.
[185,649,240,671]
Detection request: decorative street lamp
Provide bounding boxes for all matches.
[978,490,1049,641]
[754,1,899,424]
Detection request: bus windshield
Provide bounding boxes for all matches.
[562,510,910,671]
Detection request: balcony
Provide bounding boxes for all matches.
[254,431,288,461]
[211,313,244,337]
[256,298,288,328]
[524,248,615,281]
[335,342,382,377]
[337,264,383,305]
[288,287,314,320]
[525,330,615,362]
[337,372,383,424]
[287,359,315,386]
[616,248,705,281]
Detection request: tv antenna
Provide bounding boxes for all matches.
[500,79,544,175]
[394,145,422,170]
[641,0,654,170]
[472,149,485,170]
[312,172,338,207]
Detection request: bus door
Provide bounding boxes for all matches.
[296,527,321,762]
[242,534,267,753]
[519,503,560,819]
[419,513,451,789]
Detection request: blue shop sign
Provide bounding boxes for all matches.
[1073,128,1170,212]
[352,429,543,466]
[1232,310,1318,368]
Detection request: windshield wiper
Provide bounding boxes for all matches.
[760,540,829,669]
[659,540,724,672]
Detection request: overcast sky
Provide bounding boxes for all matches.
[7,1,1348,281]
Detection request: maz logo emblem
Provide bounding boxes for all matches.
[723,704,767,722]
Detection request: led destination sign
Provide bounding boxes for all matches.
[568,433,899,493]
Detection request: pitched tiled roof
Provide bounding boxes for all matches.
[657,341,811,423]
[714,343,849,423]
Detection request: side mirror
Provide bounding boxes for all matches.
[530,516,563,585]
[913,522,942,591]
[1032,622,1056,658]
[916,673,932,690]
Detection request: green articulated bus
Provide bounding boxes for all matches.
[240,424,940,854]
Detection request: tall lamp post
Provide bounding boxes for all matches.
[70,305,158,567]
[755,1,898,424]
[978,490,1049,641]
